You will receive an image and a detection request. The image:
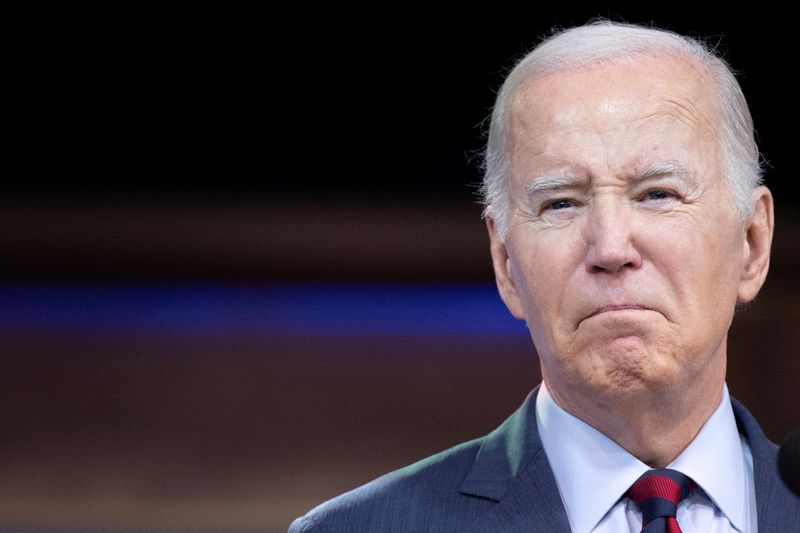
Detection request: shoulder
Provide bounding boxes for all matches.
[730,396,778,459]
[288,388,548,532]
[730,396,800,525]
[288,437,491,533]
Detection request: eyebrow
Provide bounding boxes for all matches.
[639,160,691,180]
[524,175,585,196]
[524,160,692,196]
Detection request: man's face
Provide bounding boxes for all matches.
[489,55,769,407]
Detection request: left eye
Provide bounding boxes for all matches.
[548,199,575,210]
[644,190,672,201]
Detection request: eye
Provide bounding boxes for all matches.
[642,189,674,202]
[544,199,575,211]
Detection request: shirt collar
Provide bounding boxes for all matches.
[535,382,747,532]
[667,384,748,531]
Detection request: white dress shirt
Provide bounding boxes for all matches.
[535,382,757,532]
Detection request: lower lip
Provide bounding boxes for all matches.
[590,307,651,318]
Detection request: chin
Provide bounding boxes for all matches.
[590,335,654,365]
[583,340,678,395]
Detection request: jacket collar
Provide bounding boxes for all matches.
[458,387,797,532]
[731,397,799,531]
[458,385,571,532]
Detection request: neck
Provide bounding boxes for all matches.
[544,361,726,468]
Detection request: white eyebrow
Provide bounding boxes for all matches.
[638,161,691,180]
[524,175,583,195]
[525,161,691,196]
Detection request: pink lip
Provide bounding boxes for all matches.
[587,304,651,319]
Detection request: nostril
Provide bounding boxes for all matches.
[588,259,638,275]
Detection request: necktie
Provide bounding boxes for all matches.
[627,468,696,533]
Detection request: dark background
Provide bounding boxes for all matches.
[7,8,796,211]
[3,8,798,532]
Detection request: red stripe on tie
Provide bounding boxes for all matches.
[666,516,682,533]
[628,474,682,504]
[626,469,694,532]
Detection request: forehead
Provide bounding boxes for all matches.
[507,54,721,174]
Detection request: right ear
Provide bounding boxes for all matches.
[486,216,526,320]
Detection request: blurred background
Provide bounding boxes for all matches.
[4,7,799,532]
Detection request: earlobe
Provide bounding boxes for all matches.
[486,217,526,319]
[737,186,774,303]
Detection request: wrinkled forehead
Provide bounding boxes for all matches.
[506,53,723,156]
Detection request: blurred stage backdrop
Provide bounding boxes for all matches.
[4,7,799,532]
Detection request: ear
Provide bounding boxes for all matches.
[487,216,526,320]
[737,186,774,303]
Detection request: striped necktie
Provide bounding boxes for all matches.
[627,468,697,533]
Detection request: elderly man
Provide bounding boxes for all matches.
[289,21,799,532]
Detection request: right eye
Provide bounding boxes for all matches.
[544,199,575,211]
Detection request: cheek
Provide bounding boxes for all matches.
[509,232,584,324]
[642,217,741,320]
[698,228,744,313]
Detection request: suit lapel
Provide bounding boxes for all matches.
[731,398,800,531]
[458,386,571,532]
[456,390,798,532]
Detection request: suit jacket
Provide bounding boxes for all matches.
[289,387,800,532]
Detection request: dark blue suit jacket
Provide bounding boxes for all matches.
[289,388,800,532]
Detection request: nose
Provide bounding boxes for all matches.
[583,200,642,274]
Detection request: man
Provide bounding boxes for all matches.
[289,21,799,532]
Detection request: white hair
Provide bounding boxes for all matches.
[481,20,763,239]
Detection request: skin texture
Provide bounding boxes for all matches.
[487,53,774,467]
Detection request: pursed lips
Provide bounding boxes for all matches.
[586,304,652,320]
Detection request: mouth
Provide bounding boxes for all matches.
[586,304,652,320]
